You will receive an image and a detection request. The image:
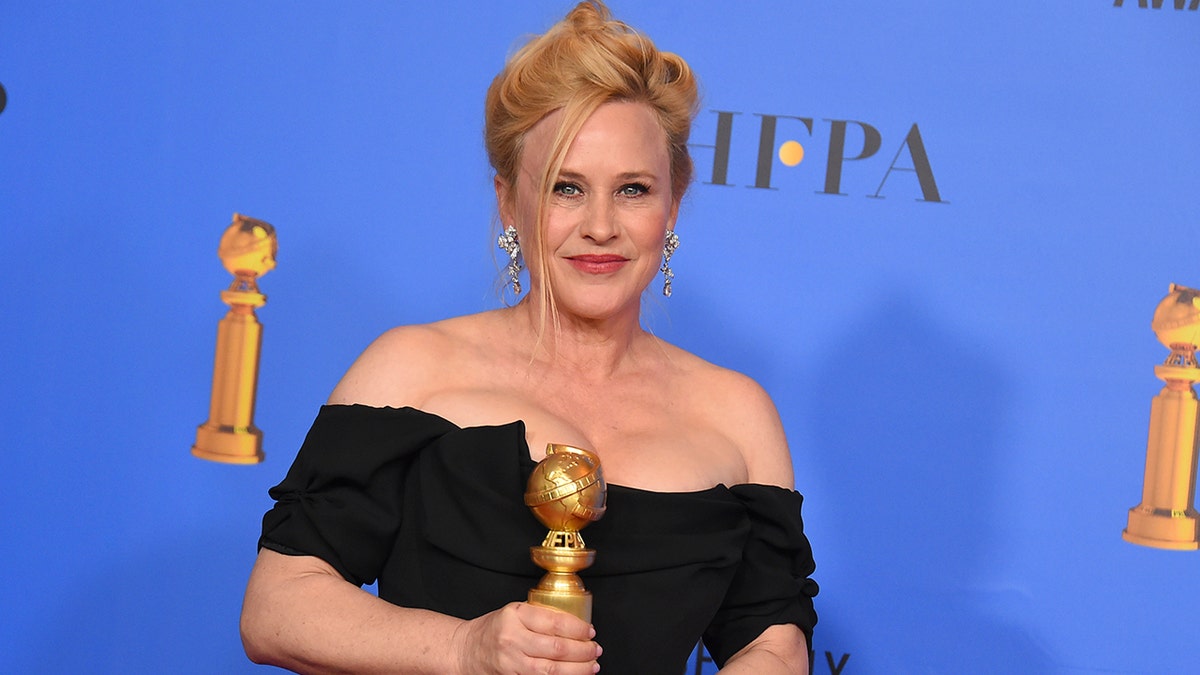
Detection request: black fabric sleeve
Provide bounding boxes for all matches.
[702,485,819,666]
[258,405,456,587]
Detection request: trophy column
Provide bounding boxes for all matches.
[192,214,277,464]
[1124,284,1200,550]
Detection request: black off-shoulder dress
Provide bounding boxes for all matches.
[259,405,818,673]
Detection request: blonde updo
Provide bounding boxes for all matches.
[484,1,700,320]
[486,1,699,203]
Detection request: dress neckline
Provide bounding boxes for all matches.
[325,403,775,498]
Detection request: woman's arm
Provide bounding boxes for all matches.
[241,548,601,674]
[717,624,810,674]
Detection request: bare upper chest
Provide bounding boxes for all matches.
[418,378,748,492]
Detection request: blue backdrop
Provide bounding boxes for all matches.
[3,2,1198,672]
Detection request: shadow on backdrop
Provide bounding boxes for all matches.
[808,292,1055,673]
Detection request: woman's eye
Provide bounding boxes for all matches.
[619,183,649,197]
[554,183,581,196]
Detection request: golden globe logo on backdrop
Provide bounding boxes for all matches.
[689,110,945,203]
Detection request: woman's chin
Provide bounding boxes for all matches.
[555,293,643,324]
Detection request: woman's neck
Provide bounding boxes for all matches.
[507,298,653,380]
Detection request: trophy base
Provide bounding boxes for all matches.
[192,422,264,464]
[1123,505,1200,550]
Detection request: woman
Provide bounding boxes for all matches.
[241,2,817,672]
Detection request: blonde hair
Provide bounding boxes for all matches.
[484,1,699,329]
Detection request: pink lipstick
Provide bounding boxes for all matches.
[566,254,628,274]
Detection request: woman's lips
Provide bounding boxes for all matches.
[566,254,629,274]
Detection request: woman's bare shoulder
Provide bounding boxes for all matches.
[326,311,502,408]
[659,341,796,489]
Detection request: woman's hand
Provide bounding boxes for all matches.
[451,602,602,674]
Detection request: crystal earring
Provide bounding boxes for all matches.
[497,225,524,296]
[660,230,680,297]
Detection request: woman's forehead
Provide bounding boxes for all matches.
[520,102,669,177]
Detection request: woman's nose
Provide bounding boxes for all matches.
[580,199,617,242]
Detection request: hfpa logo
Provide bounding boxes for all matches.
[1113,0,1198,9]
[689,111,945,203]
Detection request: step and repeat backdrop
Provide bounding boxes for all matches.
[2,2,1197,673]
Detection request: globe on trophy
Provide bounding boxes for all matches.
[524,444,607,621]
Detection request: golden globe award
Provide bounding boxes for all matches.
[1124,283,1200,550]
[192,214,277,464]
[524,444,607,621]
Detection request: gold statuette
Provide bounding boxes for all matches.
[1124,283,1200,549]
[524,444,607,621]
[192,214,278,464]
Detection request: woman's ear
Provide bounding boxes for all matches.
[494,175,513,227]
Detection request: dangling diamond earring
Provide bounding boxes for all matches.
[497,225,524,296]
[660,230,680,297]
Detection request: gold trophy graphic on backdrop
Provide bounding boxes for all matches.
[192,214,277,464]
[524,444,607,621]
[1124,283,1200,550]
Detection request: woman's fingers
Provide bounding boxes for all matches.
[511,603,601,664]
[454,602,601,674]
[515,602,595,640]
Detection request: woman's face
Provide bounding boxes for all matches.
[497,100,678,323]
